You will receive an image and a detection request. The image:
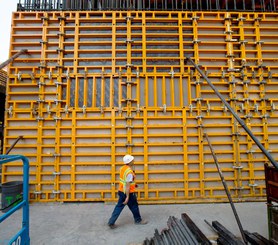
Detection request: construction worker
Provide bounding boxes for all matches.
[107,154,148,229]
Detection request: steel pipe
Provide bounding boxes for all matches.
[186,56,278,169]
[0,49,28,70]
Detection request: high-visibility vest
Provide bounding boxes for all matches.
[118,165,136,193]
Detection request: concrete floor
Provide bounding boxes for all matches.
[0,201,268,245]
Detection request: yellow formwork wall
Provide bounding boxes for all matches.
[3,11,278,203]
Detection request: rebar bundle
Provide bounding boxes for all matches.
[17,0,277,11]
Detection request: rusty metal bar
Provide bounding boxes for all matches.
[204,133,248,244]
[0,49,28,70]
[6,136,24,155]
[187,56,278,169]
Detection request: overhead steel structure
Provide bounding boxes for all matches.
[18,0,277,11]
[2,0,278,203]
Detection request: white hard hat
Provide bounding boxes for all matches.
[123,154,134,164]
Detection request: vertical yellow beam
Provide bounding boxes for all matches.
[73,12,79,74]
[143,109,149,199]
[142,12,147,74]
[178,12,185,74]
[111,109,116,199]
[112,12,116,75]
[183,108,188,198]
[71,110,76,200]
[162,76,166,105]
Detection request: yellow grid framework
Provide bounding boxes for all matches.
[2,11,278,203]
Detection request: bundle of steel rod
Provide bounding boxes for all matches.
[17,0,277,11]
[143,213,211,245]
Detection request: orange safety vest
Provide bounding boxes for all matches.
[118,165,136,193]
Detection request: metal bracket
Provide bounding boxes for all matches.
[8,106,13,115]
[52,171,61,175]
[195,98,203,102]
[206,103,211,113]
[39,40,48,44]
[56,48,64,53]
[47,105,52,114]
[17,72,22,81]
[227,68,240,72]
[58,16,66,21]
[126,63,134,68]
[36,116,44,121]
[125,39,134,44]
[125,125,134,129]
[233,165,243,169]
[136,104,141,113]
[41,17,49,21]
[225,39,238,42]
[54,99,63,105]
[82,105,86,114]
[192,39,201,44]
[260,114,270,119]
[34,191,42,195]
[161,104,167,114]
[64,105,69,114]
[125,80,135,85]
[53,116,62,122]
[100,106,104,114]
[271,102,276,112]
[191,16,199,21]
[254,104,259,113]
[52,190,61,194]
[240,40,248,45]
[259,79,266,85]
[118,104,123,114]
[48,71,52,80]
[125,16,134,21]
[231,132,241,136]
[169,70,175,78]
[57,32,65,36]
[125,143,134,147]
[189,104,195,113]
[55,81,64,87]
[36,98,45,103]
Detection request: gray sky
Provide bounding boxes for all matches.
[0,0,18,62]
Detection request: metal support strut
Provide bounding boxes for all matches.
[0,49,28,70]
[204,133,248,244]
[186,56,278,169]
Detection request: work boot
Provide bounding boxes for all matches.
[108,224,117,229]
[135,219,148,225]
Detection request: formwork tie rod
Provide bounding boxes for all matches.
[186,56,278,169]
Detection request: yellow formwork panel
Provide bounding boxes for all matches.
[2,11,278,203]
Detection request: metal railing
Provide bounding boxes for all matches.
[17,0,277,12]
[0,155,30,245]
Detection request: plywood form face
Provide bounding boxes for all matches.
[3,11,278,203]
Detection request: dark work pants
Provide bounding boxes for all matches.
[108,191,142,225]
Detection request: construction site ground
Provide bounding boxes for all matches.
[0,201,268,245]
